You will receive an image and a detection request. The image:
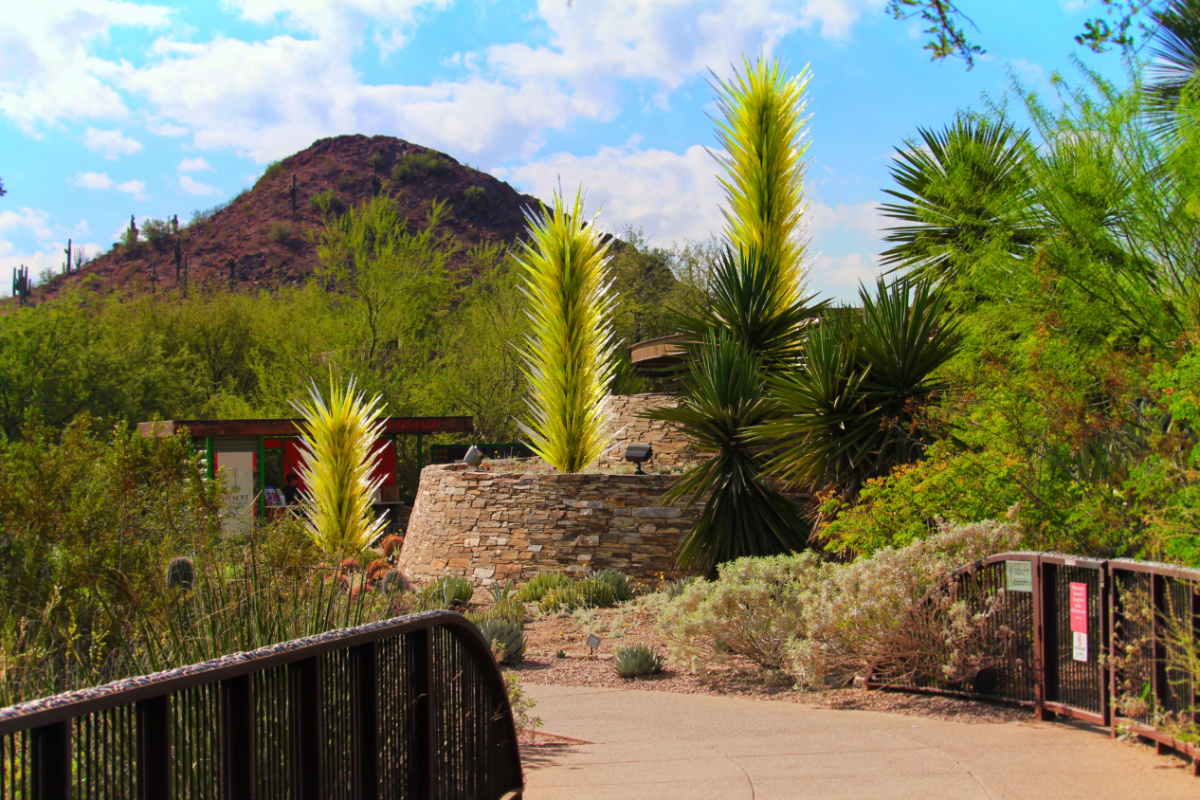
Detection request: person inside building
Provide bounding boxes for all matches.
[281,472,302,505]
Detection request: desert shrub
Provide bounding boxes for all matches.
[658,552,822,672]
[308,189,346,217]
[268,220,296,244]
[142,218,172,246]
[463,184,487,209]
[613,643,665,678]
[517,572,572,602]
[257,160,284,186]
[786,520,1020,688]
[467,597,525,626]
[392,151,450,182]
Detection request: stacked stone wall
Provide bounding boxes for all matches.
[396,464,697,585]
[596,392,698,470]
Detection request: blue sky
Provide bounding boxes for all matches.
[1,1,1131,299]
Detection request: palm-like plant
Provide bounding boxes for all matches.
[291,376,388,557]
[654,331,807,574]
[757,278,961,499]
[879,117,1038,286]
[1144,0,1200,139]
[711,56,812,311]
[516,188,617,474]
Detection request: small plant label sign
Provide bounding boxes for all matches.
[586,633,601,653]
[1070,582,1088,662]
[1005,561,1033,592]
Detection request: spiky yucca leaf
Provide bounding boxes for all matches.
[291,377,388,557]
[711,56,812,311]
[516,188,617,474]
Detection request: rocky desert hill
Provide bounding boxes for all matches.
[33,135,547,300]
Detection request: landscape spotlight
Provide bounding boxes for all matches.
[624,443,653,475]
[463,445,484,469]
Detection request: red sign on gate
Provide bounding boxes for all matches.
[1069,582,1088,634]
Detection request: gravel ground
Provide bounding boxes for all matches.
[502,597,1029,726]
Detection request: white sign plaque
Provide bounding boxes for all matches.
[1005,561,1033,593]
[1073,631,1088,662]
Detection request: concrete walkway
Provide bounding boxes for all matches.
[522,684,1196,799]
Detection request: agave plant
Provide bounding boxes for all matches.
[516,188,617,474]
[711,56,812,311]
[291,376,388,558]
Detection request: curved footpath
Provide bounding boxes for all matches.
[522,684,1196,799]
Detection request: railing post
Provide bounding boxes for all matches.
[352,642,379,800]
[409,628,434,799]
[1036,559,1059,721]
[221,675,256,800]
[31,721,71,800]
[290,656,324,800]
[1098,567,1111,727]
[137,695,173,799]
[1151,573,1171,756]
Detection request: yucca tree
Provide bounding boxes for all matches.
[516,188,617,474]
[655,248,819,574]
[653,56,815,572]
[879,116,1038,286]
[712,56,812,311]
[291,376,388,557]
[757,277,961,500]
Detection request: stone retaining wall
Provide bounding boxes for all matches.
[396,464,697,585]
[596,392,698,470]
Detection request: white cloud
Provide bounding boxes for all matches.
[72,171,115,190]
[179,174,219,195]
[177,156,213,172]
[117,179,147,200]
[0,207,55,241]
[797,0,887,38]
[83,127,143,158]
[0,207,102,293]
[502,144,725,245]
[0,2,171,131]
[811,252,884,288]
[806,198,886,240]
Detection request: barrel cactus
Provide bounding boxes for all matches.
[592,569,634,602]
[613,644,665,678]
[166,556,195,590]
[477,618,526,665]
[378,569,409,594]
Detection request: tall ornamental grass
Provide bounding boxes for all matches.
[292,377,388,556]
[711,56,812,310]
[516,188,617,474]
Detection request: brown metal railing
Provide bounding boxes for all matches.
[0,610,523,799]
[867,552,1200,775]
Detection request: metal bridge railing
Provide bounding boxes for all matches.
[867,552,1200,776]
[0,610,523,799]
